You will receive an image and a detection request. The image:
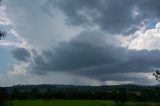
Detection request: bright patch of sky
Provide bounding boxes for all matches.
[146,19,159,29]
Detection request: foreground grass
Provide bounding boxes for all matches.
[10,100,108,106]
[9,100,160,106]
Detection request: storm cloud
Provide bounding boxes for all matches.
[3,0,160,85]
[25,30,160,82]
[43,0,160,35]
[12,47,31,62]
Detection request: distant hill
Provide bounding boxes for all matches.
[4,84,158,94]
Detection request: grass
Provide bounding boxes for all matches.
[8,100,160,106]
[10,100,109,106]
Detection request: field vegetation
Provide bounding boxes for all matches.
[9,100,160,106]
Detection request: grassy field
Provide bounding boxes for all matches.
[9,100,160,106]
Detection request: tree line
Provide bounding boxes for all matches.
[1,84,160,104]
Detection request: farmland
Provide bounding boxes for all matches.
[9,100,160,106]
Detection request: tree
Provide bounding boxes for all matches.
[29,87,40,99]
[112,88,128,105]
[0,87,8,106]
[43,89,53,100]
[0,0,6,39]
[0,31,6,40]
[10,87,21,100]
[153,70,160,81]
[118,88,128,103]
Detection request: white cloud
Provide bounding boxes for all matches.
[0,5,11,25]
[129,22,160,50]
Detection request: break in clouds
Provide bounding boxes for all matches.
[3,0,160,85]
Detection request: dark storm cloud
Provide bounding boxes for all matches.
[75,49,160,78]
[43,0,160,35]
[12,47,31,62]
[28,30,160,81]
[30,31,127,72]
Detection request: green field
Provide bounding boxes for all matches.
[8,100,160,106]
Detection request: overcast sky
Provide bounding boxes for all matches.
[1,0,160,86]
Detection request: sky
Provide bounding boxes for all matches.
[1,0,160,86]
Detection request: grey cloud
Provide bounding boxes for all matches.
[76,50,160,78]
[12,47,31,62]
[43,0,160,35]
[28,30,160,82]
[30,31,126,72]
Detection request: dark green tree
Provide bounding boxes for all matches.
[0,0,6,40]
[29,87,40,99]
[112,88,128,105]
[118,88,128,103]
[0,87,8,106]
[0,31,6,40]
[10,88,21,100]
[43,89,53,100]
